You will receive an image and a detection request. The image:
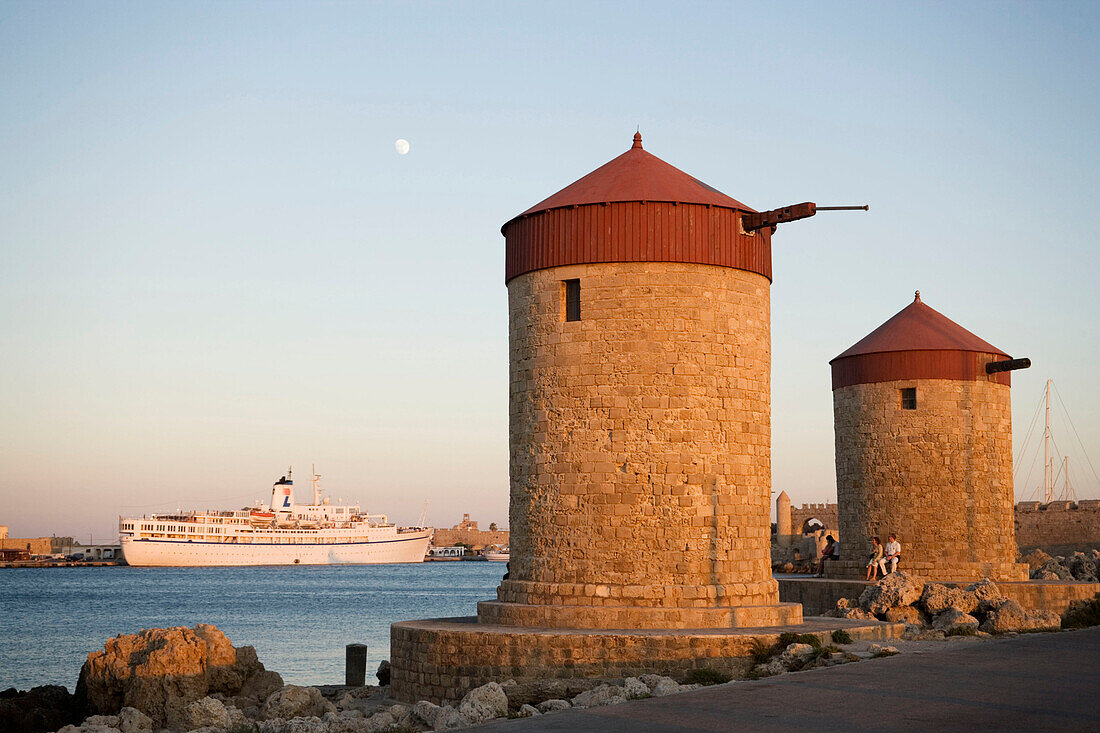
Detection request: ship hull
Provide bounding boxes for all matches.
[121,531,431,567]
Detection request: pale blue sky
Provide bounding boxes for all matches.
[1,1,1097,540]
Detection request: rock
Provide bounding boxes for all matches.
[184,696,229,730]
[363,710,395,732]
[412,700,441,726]
[457,682,508,725]
[1034,569,1061,580]
[536,699,571,713]
[622,677,649,700]
[965,580,1005,611]
[979,600,1061,633]
[75,624,278,729]
[932,608,980,632]
[1068,552,1099,582]
[517,704,540,718]
[838,607,875,620]
[499,678,601,710]
[570,684,626,709]
[920,584,979,615]
[883,605,923,625]
[645,677,682,697]
[1021,549,1053,572]
[261,686,336,720]
[116,707,152,733]
[0,684,81,733]
[782,643,816,662]
[241,670,285,704]
[375,660,391,686]
[859,572,924,616]
[1037,559,1072,580]
[432,705,464,731]
[387,703,414,729]
[869,644,899,656]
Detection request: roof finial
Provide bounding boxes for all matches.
[632,131,643,150]
[914,290,921,302]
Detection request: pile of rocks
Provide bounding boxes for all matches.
[35,624,706,733]
[824,572,1062,635]
[1022,549,1099,582]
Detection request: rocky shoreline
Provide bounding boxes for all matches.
[4,576,1098,733]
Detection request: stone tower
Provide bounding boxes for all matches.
[479,132,798,629]
[828,292,1029,581]
[776,490,792,547]
[391,135,827,705]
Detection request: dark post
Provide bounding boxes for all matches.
[345,643,368,686]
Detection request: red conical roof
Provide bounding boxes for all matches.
[502,134,771,283]
[832,291,1008,362]
[510,132,753,223]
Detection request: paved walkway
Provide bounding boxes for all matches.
[472,626,1100,732]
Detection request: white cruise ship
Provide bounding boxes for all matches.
[119,470,432,567]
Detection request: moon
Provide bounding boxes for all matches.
[395,139,410,155]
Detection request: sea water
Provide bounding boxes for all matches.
[0,562,504,691]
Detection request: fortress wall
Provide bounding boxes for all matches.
[1015,500,1100,554]
[788,502,839,533]
[432,529,510,548]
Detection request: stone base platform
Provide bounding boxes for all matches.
[390,616,904,705]
[778,575,1100,616]
[476,600,803,629]
[823,559,1029,582]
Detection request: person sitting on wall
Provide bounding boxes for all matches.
[815,534,839,577]
[866,536,884,581]
[880,534,902,574]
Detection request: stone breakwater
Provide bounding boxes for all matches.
[4,607,1097,733]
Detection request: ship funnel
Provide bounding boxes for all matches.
[272,474,295,518]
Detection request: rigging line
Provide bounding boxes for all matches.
[1052,381,1100,489]
[1013,387,1046,475]
[1013,391,1045,476]
[1019,439,1041,502]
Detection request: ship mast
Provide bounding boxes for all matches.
[312,464,322,505]
[1043,379,1052,504]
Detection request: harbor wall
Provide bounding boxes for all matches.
[1016,500,1100,554]
[774,499,1100,559]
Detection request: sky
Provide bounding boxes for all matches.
[1,1,1097,542]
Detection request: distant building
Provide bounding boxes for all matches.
[432,514,509,550]
[0,535,51,556]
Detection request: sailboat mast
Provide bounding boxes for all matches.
[1043,379,1052,503]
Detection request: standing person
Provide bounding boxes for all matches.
[881,534,902,574]
[866,537,884,581]
[816,534,839,577]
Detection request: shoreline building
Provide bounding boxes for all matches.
[827,292,1030,581]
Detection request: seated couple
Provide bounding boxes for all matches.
[865,534,902,580]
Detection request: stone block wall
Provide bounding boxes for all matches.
[832,378,1026,581]
[391,617,899,704]
[503,262,777,615]
[1015,500,1100,554]
[0,537,51,555]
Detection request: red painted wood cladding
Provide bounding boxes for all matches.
[503,202,771,283]
[831,350,1012,390]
